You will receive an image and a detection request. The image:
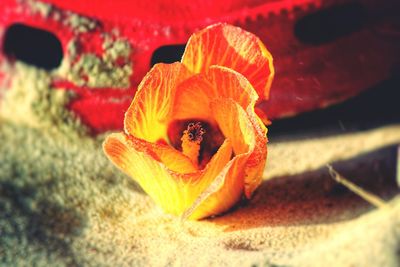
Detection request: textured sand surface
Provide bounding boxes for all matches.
[1,119,399,267]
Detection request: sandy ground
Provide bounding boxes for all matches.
[1,118,399,267]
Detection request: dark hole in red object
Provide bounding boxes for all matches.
[150,44,186,66]
[2,23,63,70]
[294,3,367,45]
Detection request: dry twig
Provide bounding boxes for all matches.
[326,164,388,209]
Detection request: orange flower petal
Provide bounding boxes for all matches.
[172,65,258,122]
[210,98,255,156]
[242,107,268,198]
[182,99,269,220]
[103,133,235,219]
[103,132,197,214]
[182,23,274,100]
[184,153,249,220]
[171,66,268,201]
[242,130,268,198]
[183,138,234,211]
[211,95,268,198]
[124,63,192,143]
[184,99,267,219]
[131,137,198,174]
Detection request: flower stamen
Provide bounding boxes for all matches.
[181,122,205,166]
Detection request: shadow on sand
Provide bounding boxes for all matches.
[210,145,399,231]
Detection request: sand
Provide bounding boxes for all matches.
[1,117,400,266]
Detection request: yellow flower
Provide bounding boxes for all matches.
[103,23,274,219]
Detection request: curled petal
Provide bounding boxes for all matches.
[243,129,268,198]
[103,133,198,214]
[173,66,258,122]
[134,138,198,174]
[171,65,268,199]
[184,153,249,220]
[210,98,255,156]
[182,23,274,101]
[183,100,258,220]
[183,100,267,219]
[243,105,268,197]
[103,133,235,219]
[124,63,192,143]
[185,138,234,215]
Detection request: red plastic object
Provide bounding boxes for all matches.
[0,0,399,133]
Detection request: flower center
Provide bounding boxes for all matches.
[181,122,205,166]
[167,119,225,169]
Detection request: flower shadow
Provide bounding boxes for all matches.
[209,145,399,231]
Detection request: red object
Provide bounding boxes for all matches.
[0,0,399,133]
